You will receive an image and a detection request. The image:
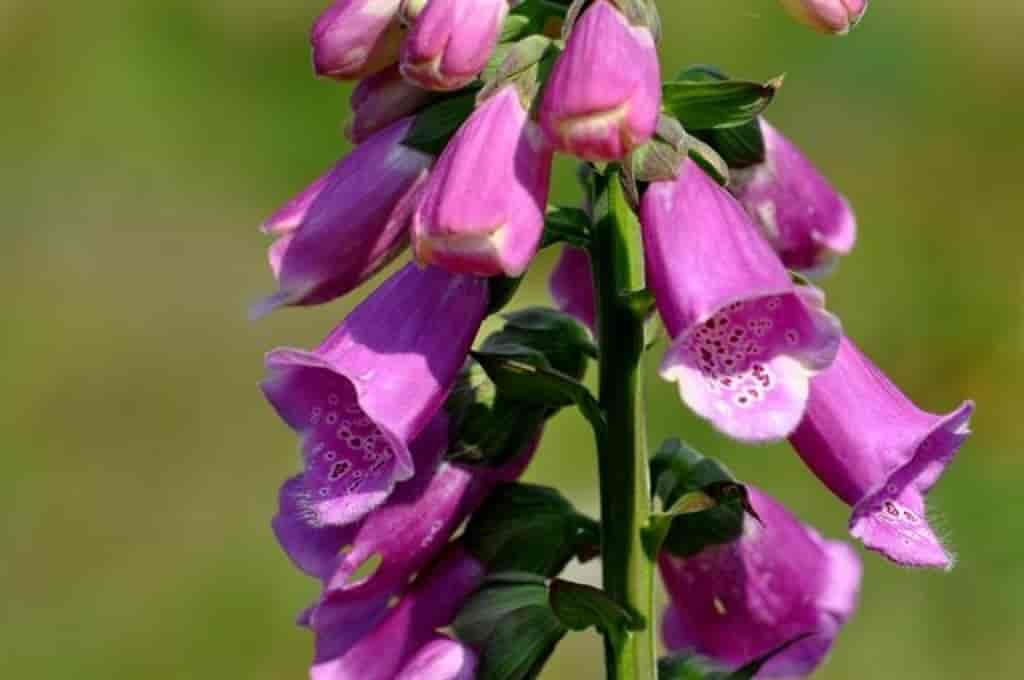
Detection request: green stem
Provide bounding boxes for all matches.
[590,168,656,680]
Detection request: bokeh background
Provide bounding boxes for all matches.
[3,1,1022,678]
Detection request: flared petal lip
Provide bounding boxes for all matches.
[850,400,974,570]
[262,347,416,482]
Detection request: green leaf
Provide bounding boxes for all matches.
[455,575,569,680]
[549,579,643,639]
[472,350,606,437]
[649,439,758,558]
[541,205,592,249]
[478,605,567,680]
[454,575,550,648]
[464,483,601,577]
[692,123,766,169]
[659,654,720,680]
[401,92,478,155]
[661,77,782,130]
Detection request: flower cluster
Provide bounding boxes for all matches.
[254,1,975,678]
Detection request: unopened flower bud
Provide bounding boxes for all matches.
[347,66,433,142]
[400,0,509,91]
[412,86,553,277]
[312,0,405,80]
[776,0,868,35]
[539,0,661,161]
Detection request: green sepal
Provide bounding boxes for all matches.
[464,482,601,577]
[402,91,479,155]
[661,77,782,131]
[685,133,730,186]
[454,575,568,680]
[648,439,758,558]
[541,205,592,249]
[549,579,644,642]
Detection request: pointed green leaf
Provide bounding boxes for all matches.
[661,77,782,130]
[402,92,479,155]
[549,579,644,639]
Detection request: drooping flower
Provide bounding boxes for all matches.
[346,66,434,143]
[731,120,857,276]
[311,545,486,680]
[776,0,868,35]
[412,86,553,277]
[660,486,861,678]
[308,432,538,628]
[394,636,478,680]
[548,245,596,333]
[539,0,660,161]
[400,0,509,91]
[641,159,842,442]
[789,337,974,569]
[261,263,489,527]
[312,0,405,80]
[255,118,431,316]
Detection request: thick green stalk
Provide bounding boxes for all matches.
[590,168,656,680]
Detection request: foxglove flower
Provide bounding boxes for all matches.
[311,545,486,680]
[776,0,868,35]
[256,118,431,315]
[395,636,478,680]
[539,0,660,161]
[347,66,433,143]
[732,120,857,276]
[309,432,538,627]
[412,86,553,277]
[312,0,405,79]
[660,486,861,678]
[262,263,489,527]
[262,172,331,236]
[400,0,509,91]
[549,245,596,332]
[790,338,974,569]
[641,159,842,442]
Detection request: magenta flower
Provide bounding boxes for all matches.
[312,0,405,79]
[261,263,488,527]
[311,545,486,680]
[790,338,974,569]
[732,120,857,276]
[400,0,509,91]
[549,245,596,333]
[255,118,431,316]
[395,636,478,680]
[309,432,538,628]
[776,0,868,35]
[347,65,434,143]
[660,486,861,678]
[641,159,842,442]
[262,171,331,236]
[539,0,660,161]
[412,87,553,277]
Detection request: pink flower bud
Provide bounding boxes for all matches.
[412,87,553,277]
[400,0,509,91]
[312,0,405,80]
[347,66,434,143]
[776,0,869,35]
[539,0,661,161]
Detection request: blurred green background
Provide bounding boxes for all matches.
[2,1,1022,678]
